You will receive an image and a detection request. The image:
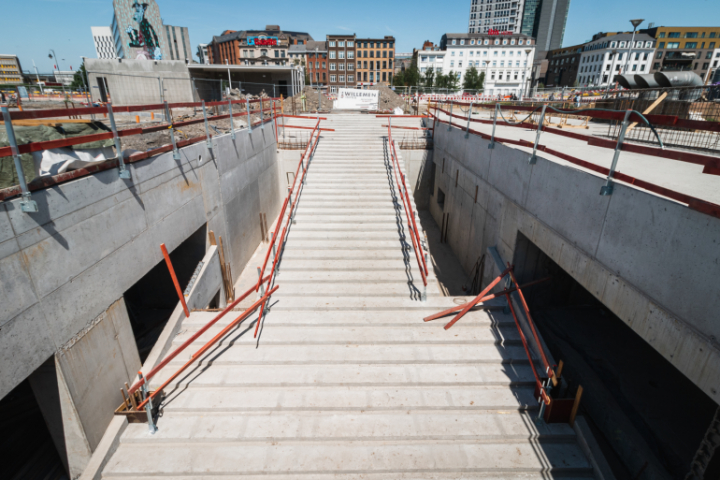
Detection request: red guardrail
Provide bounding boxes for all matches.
[429,104,720,220]
[386,124,429,287]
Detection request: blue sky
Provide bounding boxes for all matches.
[3,0,720,74]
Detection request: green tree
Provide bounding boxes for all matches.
[446,70,460,91]
[423,66,435,88]
[403,56,420,88]
[462,65,481,91]
[392,70,405,87]
[70,63,87,91]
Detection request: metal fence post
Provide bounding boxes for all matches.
[529,104,547,164]
[260,97,265,130]
[201,100,212,149]
[138,372,157,434]
[600,109,632,196]
[164,101,181,160]
[489,104,499,149]
[1,107,39,213]
[228,99,236,140]
[106,103,131,179]
[158,77,163,103]
[447,102,453,131]
[246,99,253,132]
[465,101,473,138]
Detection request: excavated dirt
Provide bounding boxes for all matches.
[366,85,407,112]
[283,87,334,114]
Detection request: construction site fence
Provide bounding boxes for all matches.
[1,97,283,207]
[428,100,720,221]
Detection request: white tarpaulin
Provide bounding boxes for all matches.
[333,89,379,110]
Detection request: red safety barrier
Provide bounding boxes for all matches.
[386,124,428,285]
[160,244,190,317]
[137,285,279,410]
[127,273,271,396]
[427,109,720,221]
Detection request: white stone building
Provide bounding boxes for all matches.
[441,33,535,96]
[468,0,523,34]
[577,33,656,87]
[91,26,118,59]
[418,46,446,76]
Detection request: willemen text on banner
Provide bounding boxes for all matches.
[333,88,379,110]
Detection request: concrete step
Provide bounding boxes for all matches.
[260,297,493,311]
[276,259,427,271]
[158,384,539,412]
[285,230,407,240]
[283,239,409,251]
[119,411,574,443]
[103,438,591,477]
[170,323,519,347]
[155,343,527,366]
[182,308,508,326]
[149,363,538,389]
[279,248,408,260]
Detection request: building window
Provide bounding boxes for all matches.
[667,42,680,49]
[348,63,354,71]
[348,51,354,59]
[684,32,698,38]
[329,41,336,47]
[658,32,666,38]
[668,32,681,38]
[339,63,345,70]
[339,75,345,82]
[339,51,345,59]
[348,41,354,47]
[452,40,456,45]
[338,41,345,47]
[330,51,336,59]
[349,75,354,82]
[330,75,336,82]
[382,72,387,81]
[653,62,660,69]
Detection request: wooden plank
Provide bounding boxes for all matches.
[569,385,584,427]
[626,92,668,133]
[208,230,217,246]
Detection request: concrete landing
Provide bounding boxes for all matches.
[100,115,596,479]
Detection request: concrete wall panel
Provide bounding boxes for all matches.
[0,251,38,324]
[0,303,55,399]
[0,204,14,244]
[525,158,610,255]
[432,124,720,402]
[596,185,720,340]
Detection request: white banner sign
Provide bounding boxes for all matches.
[334,88,379,110]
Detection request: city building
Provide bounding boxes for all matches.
[543,43,584,87]
[0,54,24,84]
[468,0,523,34]
[521,0,570,53]
[326,34,356,92]
[467,0,569,53]
[197,44,209,64]
[418,43,446,76]
[111,0,165,60]
[576,32,656,87]
[163,25,192,62]
[440,32,535,96]
[356,36,395,86]
[301,41,329,86]
[642,26,720,80]
[91,26,118,59]
[54,70,75,86]
[207,26,312,66]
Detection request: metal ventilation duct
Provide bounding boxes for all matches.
[653,71,704,88]
[614,74,639,90]
[634,74,661,89]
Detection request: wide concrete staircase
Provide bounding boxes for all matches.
[101,115,595,478]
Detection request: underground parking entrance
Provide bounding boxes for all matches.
[123,224,213,362]
[512,232,720,479]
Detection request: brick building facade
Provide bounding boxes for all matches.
[326,34,357,92]
[207,25,312,66]
[356,36,395,86]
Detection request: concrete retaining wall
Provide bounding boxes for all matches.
[430,123,720,404]
[0,121,281,473]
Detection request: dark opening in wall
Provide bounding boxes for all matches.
[436,188,445,209]
[1,367,67,480]
[124,224,207,362]
[513,232,720,479]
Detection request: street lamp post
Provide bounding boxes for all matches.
[605,49,619,95]
[48,50,67,94]
[524,49,532,100]
[623,19,644,74]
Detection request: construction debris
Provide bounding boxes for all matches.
[366,85,407,112]
[284,87,333,113]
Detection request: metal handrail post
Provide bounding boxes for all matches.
[106,103,131,179]
[529,104,547,164]
[246,99,252,132]
[465,101,473,138]
[228,99,236,140]
[260,97,265,130]
[1,107,39,212]
[164,101,181,160]
[601,109,632,196]
[138,372,157,434]
[448,102,453,131]
[488,104,499,149]
[202,100,212,149]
